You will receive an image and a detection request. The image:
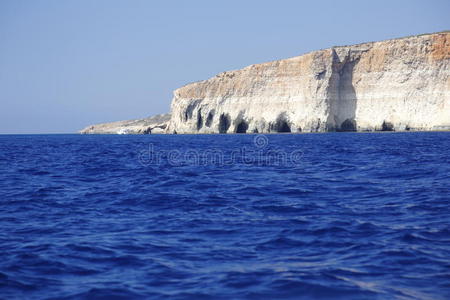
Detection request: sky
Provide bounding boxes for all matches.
[0,0,449,133]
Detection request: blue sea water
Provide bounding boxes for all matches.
[0,132,449,299]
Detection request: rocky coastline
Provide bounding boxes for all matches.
[80,31,449,134]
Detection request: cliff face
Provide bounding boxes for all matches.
[167,32,450,133]
[79,113,170,134]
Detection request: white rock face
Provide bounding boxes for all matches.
[79,114,171,134]
[167,32,450,133]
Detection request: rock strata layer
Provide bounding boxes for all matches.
[167,31,450,133]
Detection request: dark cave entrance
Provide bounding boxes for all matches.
[271,113,291,133]
[381,121,394,131]
[235,120,249,133]
[271,119,291,132]
[340,119,357,131]
[277,121,291,133]
[218,114,231,133]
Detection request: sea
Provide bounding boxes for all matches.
[0,132,449,299]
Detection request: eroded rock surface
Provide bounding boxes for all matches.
[167,31,450,133]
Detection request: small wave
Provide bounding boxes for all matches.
[1,133,449,299]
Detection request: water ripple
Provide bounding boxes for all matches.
[0,133,449,299]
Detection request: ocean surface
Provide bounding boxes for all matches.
[0,132,449,299]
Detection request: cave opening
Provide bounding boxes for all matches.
[340,119,357,131]
[235,120,249,133]
[277,121,291,133]
[381,121,394,131]
[271,120,291,132]
[218,114,231,133]
[271,113,291,133]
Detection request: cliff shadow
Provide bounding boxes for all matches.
[205,109,215,127]
[196,108,203,130]
[329,50,359,132]
[336,59,358,131]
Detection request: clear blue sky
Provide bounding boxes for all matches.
[1,0,449,133]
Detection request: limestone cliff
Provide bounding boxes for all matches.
[79,113,170,134]
[167,31,450,133]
